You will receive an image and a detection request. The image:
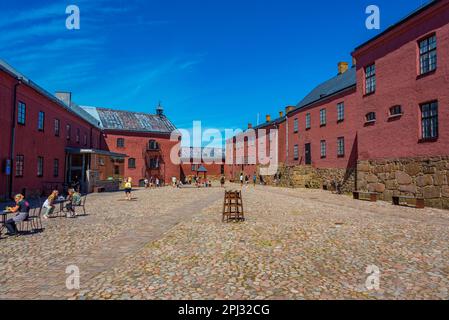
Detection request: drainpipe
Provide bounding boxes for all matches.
[285,114,289,166]
[9,79,22,199]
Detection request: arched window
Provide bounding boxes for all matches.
[117,138,125,148]
[128,158,136,169]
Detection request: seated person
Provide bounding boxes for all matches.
[65,189,82,218]
[5,194,30,236]
[42,190,59,219]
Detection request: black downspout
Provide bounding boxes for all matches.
[9,79,22,199]
[90,127,93,148]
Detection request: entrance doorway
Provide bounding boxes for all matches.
[305,143,312,165]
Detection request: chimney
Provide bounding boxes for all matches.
[248,123,253,129]
[279,111,284,118]
[266,114,271,123]
[285,106,295,114]
[338,62,349,75]
[55,92,72,107]
[156,102,164,116]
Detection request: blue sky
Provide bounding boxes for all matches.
[0,0,430,136]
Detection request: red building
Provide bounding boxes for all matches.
[0,61,125,199]
[352,0,449,207]
[180,147,225,181]
[227,0,449,208]
[81,106,180,187]
[0,60,180,199]
[225,113,287,182]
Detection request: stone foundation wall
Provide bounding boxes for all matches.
[258,164,356,193]
[357,156,449,209]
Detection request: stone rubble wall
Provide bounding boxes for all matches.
[357,156,449,209]
[258,164,356,193]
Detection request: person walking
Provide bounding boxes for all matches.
[124,177,132,201]
[240,173,244,186]
[144,177,149,189]
[220,176,225,188]
[253,173,257,187]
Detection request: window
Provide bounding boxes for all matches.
[53,159,59,178]
[366,112,376,122]
[365,64,376,94]
[293,118,299,133]
[191,164,197,172]
[149,158,160,169]
[320,109,326,126]
[419,35,437,75]
[54,119,60,136]
[84,133,88,146]
[37,156,44,177]
[421,101,438,140]
[320,140,326,158]
[293,145,299,160]
[66,124,71,140]
[15,155,24,177]
[117,138,125,148]
[305,113,311,129]
[128,158,136,169]
[17,102,26,125]
[390,105,403,117]
[38,111,45,131]
[337,102,345,122]
[76,128,80,143]
[337,137,345,157]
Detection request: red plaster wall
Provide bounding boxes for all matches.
[0,70,103,197]
[286,87,358,169]
[0,71,14,197]
[353,1,449,161]
[102,131,180,186]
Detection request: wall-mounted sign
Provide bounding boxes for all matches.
[5,159,11,176]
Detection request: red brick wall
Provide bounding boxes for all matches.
[102,131,180,186]
[353,1,449,161]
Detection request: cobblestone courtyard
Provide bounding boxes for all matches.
[1,185,448,300]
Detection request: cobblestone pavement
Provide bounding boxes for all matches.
[1,185,448,300]
[0,187,223,299]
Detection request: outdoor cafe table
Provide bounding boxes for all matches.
[54,199,69,215]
